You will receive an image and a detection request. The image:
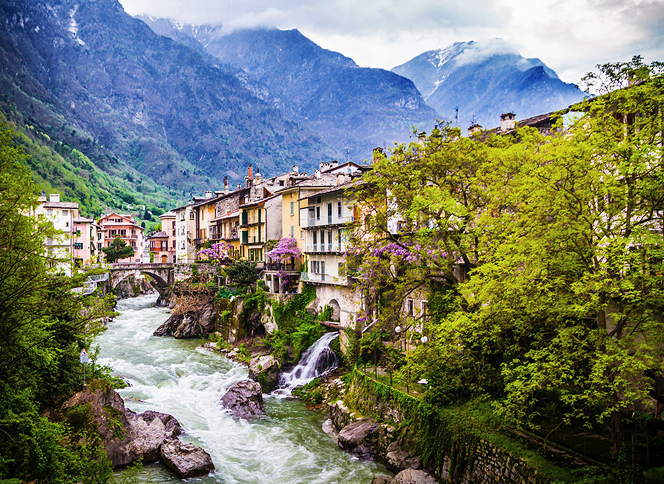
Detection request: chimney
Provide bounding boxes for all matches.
[500,112,516,132]
[49,194,60,203]
[468,123,482,136]
[330,160,338,169]
[224,176,229,193]
[417,131,427,144]
[373,147,384,163]
[237,183,242,189]
[293,164,298,173]
[315,169,321,179]
[205,190,213,198]
[248,163,254,179]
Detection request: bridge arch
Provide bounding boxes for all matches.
[109,263,175,300]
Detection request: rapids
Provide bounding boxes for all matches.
[95,294,386,483]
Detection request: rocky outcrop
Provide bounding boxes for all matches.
[337,418,379,459]
[370,469,438,484]
[248,355,281,392]
[385,441,421,472]
[61,387,182,467]
[220,380,265,418]
[115,275,153,299]
[160,438,215,478]
[392,469,438,484]
[153,300,215,338]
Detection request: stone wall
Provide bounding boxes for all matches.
[309,284,361,328]
[174,262,220,282]
[339,371,562,484]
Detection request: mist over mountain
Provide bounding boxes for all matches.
[138,19,438,158]
[0,0,334,195]
[392,40,587,129]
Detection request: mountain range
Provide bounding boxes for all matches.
[138,19,438,159]
[392,40,586,128]
[0,0,588,213]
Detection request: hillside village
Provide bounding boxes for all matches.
[40,111,553,327]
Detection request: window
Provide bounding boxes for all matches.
[338,202,342,217]
[47,209,53,216]
[300,230,304,239]
[406,299,414,316]
[316,206,320,220]
[421,300,428,316]
[63,210,69,215]
[290,225,294,237]
[74,243,83,250]
[190,212,195,220]
[317,196,321,204]
[290,201,294,216]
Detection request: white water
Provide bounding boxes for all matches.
[273,332,340,397]
[95,294,385,483]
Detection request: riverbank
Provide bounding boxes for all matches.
[96,294,387,483]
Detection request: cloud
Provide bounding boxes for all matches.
[119,0,664,83]
[452,38,520,66]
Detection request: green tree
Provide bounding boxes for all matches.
[101,236,134,263]
[0,121,115,482]
[223,260,259,292]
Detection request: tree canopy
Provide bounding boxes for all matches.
[349,59,664,457]
[101,236,134,263]
[0,121,115,482]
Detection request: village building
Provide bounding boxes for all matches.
[35,193,80,274]
[98,212,145,263]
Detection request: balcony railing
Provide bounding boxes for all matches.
[305,244,345,253]
[300,272,349,285]
[301,215,354,228]
[264,261,299,272]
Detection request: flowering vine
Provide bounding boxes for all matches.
[197,241,234,262]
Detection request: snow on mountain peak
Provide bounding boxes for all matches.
[453,39,518,67]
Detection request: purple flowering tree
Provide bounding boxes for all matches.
[197,241,234,263]
[266,237,302,293]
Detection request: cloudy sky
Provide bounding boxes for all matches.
[119,0,664,85]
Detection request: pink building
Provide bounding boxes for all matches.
[98,212,145,263]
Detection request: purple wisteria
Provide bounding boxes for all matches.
[197,241,234,262]
[266,236,302,262]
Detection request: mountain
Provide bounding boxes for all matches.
[0,0,334,195]
[392,40,587,129]
[138,20,438,159]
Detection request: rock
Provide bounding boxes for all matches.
[393,468,438,484]
[62,388,182,467]
[329,400,353,431]
[385,441,421,473]
[371,476,395,484]
[337,418,379,459]
[201,341,219,351]
[220,380,265,418]
[153,301,216,338]
[160,438,215,478]
[125,410,182,462]
[248,354,281,392]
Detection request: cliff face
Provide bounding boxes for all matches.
[0,0,333,192]
[392,40,587,129]
[138,21,439,160]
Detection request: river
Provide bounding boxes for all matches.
[95,294,387,483]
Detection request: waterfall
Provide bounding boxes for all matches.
[273,332,339,396]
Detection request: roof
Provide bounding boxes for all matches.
[41,202,79,209]
[303,177,366,199]
[212,209,240,222]
[159,211,176,219]
[148,231,168,239]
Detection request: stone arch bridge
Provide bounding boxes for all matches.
[109,263,174,299]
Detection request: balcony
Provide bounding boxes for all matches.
[305,244,344,254]
[264,261,299,272]
[301,215,354,229]
[300,272,350,285]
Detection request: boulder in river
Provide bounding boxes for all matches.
[153,301,216,338]
[248,354,281,392]
[337,417,379,459]
[370,469,438,484]
[393,468,438,484]
[220,380,265,418]
[61,387,182,467]
[160,438,215,478]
